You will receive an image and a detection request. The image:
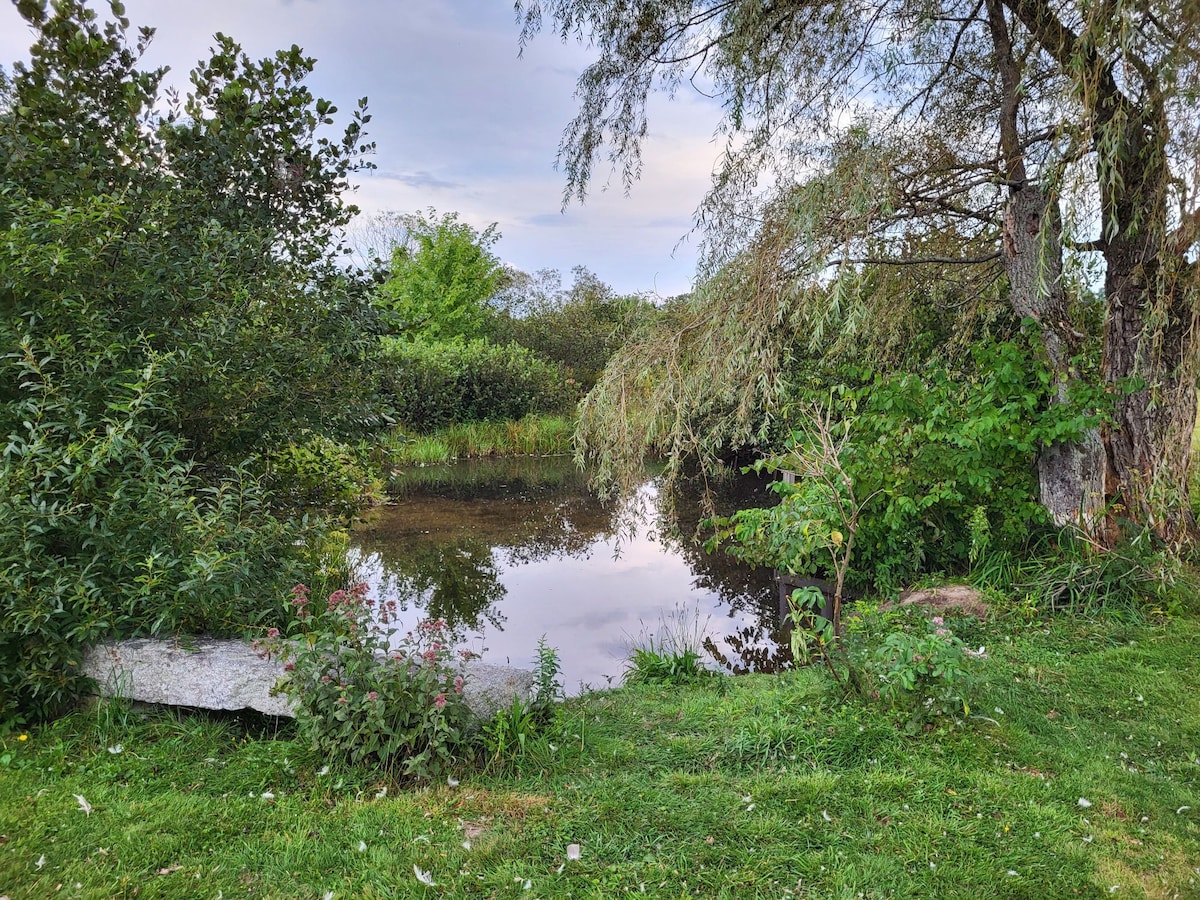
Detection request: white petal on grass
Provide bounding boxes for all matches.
[447,776,460,788]
[107,745,123,754]
[74,795,92,816]
[35,855,45,869]
[323,892,335,900]
[461,840,471,851]
[414,866,437,887]
[374,787,387,800]
[1007,869,1019,876]
[357,841,367,852]
[1078,798,1092,808]
[566,843,581,861]
[822,810,832,822]
[1177,806,1192,815]
[317,765,330,777]
[260,792,275,800]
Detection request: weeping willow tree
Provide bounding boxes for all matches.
[519,0,1200,545]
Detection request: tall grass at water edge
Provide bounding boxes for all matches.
[380,414,575,468]
[624,604,712,685]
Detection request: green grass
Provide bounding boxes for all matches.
[380,415,575,468]
[3,612,1200,898]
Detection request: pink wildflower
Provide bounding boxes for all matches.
[367,691,379,701]
[337,696,348,705]
[422,650,438,665]
[329,589,348,608]
[266,627,280,639]
[931,616,944,626]
[434,693,447,709]
[454,676,464,694]
[283,661,295,672]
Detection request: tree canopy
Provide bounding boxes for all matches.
[520,0,1200,543]
[373,209,506,342]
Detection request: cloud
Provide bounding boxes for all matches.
[378,171,462,191]
[520,212,580,228]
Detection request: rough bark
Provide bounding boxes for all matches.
[1000,186,1107,529]
[1001,0,1199,544]
[1099,102,1199,545]
[987,0,1105,530]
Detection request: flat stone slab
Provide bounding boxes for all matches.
[81,638,533,720]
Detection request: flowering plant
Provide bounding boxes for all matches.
[257,583,474,779]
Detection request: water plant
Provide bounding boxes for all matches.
[624,605,711,685]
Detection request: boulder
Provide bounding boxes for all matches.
[897,584,990,619]
[80,638,532,720]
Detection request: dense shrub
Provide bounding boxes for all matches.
[381,338,578,430]
[0,4,384,721]
[0,354,315,720]
[488,269,658,391]
[713,339,1104,595]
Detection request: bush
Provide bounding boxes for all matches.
[256,433,378,524]
[0,354,316,721]
[713,339,1103,596]
[263,585,474,779]
[381,338,578,430]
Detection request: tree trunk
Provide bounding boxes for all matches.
[1099,105,1199,545]
[985,0,1105,531]
[1000,186,1107,530]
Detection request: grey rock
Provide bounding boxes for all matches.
[81,638,532,720]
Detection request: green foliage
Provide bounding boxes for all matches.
[381,338,577,430]
[530,637,564,720]
[264,585,473,779]
[0,2,385,721]
[0,352,314,720]
[257,433,377,524]
[374,209,505,342]
[713,339,1104,594]
[478,640,560,772]
[489,267,658,391]
[853,609,983,732]
[785,587,835,667]
[623,607,710,685]
[1010,530,1198,616]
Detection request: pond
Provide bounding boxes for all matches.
[349,456,791,692]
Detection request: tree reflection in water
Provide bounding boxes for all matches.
[350,456,792,687]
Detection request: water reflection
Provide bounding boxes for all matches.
[351,457,791,691]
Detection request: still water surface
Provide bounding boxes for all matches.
[350,457,789,691]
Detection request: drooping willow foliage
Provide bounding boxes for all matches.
[523,0,1200,539]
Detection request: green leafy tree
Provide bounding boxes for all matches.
[489,265,658,390]
[519,0,1200,546]
[374,209,507,342]
[0,0,382,719]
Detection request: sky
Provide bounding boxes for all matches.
[0,0,728,297]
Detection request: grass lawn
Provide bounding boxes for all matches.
[1,612,1198,899]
